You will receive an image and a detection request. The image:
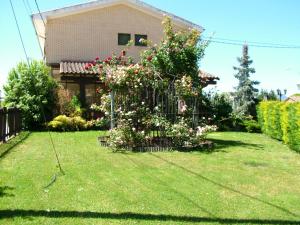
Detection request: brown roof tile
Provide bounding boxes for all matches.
[60,61,98,75]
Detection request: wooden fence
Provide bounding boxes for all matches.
[0,107,21,142]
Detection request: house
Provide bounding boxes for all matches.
[32,0,216,107]
[285,94,300,103]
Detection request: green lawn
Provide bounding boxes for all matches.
[0,131,300,225]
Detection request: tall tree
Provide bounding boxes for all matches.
[233,44,259,117]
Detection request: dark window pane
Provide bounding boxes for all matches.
[135,34,147,46]
[118,33,131,45]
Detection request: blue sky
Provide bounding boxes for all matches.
[1,0,300,97]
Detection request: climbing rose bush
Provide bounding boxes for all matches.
[87,17,216,149]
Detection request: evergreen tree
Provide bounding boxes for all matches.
[233,44,259,117]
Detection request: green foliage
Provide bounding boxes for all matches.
[257,101,300,152]
[87,118,110,130]
[233,45,259,117]
[242,120,261,133]
[4,61,57,129]
[202,91,233,130]
[141,17,207,88]
[257,89,278,102]
[48,115,88,131]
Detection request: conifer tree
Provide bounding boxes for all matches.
[233,44,259,117]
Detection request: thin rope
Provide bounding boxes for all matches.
[9,0,29,65]
[10,0,65,184]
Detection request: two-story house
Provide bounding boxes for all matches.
[32,0,216,107]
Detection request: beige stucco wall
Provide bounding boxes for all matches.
[45,4,183,64]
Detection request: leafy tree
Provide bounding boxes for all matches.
[257,89,278,101]
[233,44,259,116]
[4,61,57,129]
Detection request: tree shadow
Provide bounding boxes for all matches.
[122,154,215,217]
[0,186,14,197]
[0,132,31,160]
[148,153,300,219]
[0,209,299,224]
[209,138,265,152]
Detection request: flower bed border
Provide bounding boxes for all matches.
[98,136,214,152]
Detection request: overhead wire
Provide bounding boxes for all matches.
[202,37,300,49]
[9,0,29,65]
[10,0,65,188]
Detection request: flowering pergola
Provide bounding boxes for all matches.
[88,17,217,150]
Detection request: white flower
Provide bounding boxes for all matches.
[132,127,136,132]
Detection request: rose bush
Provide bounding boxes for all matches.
[87,17,216,149]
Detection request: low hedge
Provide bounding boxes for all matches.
[48,115,109,131]
[257,101,300,152]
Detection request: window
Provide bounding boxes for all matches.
[135,34,148,46]
[118,33,131,45]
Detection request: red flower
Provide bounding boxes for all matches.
[122,50,126,56]
[107,57,112,61]
[95,57,100,61]
[84,64,89,70]
[147,56,153,62]
[92,61,96,66]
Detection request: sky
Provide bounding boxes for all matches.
[1,0,300,98]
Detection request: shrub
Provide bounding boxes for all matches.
[257,101,300,152]
[86,118,110,130]
[4,61,57,129]
[48,115,87,131]
[242,120,261,133]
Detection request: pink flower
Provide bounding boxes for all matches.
[95,57,100,61]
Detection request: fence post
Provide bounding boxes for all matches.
[3,107,7,142]
[0,108,4,142]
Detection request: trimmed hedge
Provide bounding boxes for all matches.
[257,101,300,152]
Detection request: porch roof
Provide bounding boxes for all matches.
[59,61,219,86]
[60,61,98,75]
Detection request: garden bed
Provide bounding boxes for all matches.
[98,136,214,152]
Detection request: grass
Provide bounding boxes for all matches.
[0,131,300,224]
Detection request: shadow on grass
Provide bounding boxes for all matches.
[0,186,14,198]
[0,209,299,224]
[0,132,30,159]
[209,138,265,151]
[122,154,215,217]
[149,153,300,219]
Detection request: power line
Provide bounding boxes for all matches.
[203,37,300,49]
[33,0,65,181]
[9,0,29,64]
[34,0,46,27]
[10,0,65,183]
[25,0,33,13]
[22,0,32,15]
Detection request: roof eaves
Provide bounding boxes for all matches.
[31,0,203,31]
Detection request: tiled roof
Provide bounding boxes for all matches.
[60,62,219,87]
[198,70,219,87]
[198,70,219,80]
[60,61,98,75]
[286,94,300,102]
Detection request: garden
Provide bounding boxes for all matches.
[1,17,300,224]
[1,132,300,224]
